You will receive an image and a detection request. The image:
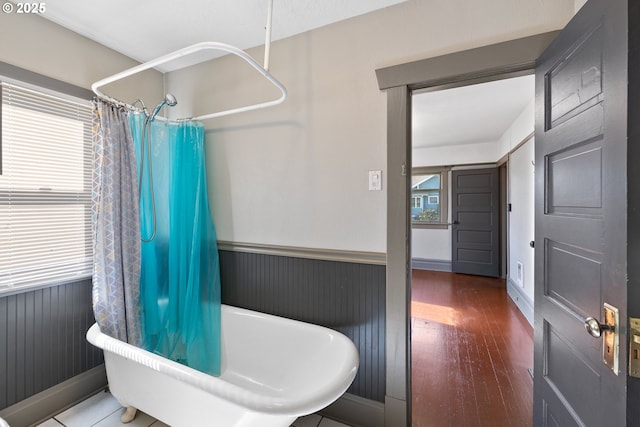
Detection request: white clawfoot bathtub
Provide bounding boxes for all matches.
[86,305,359,427]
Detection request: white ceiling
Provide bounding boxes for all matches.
[412,75,535,149]
[39,1,533,148]
[40,0,409,72]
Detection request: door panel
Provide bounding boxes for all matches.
[547,141,602,211]
[545,240,601,319]
[451,168,499,277]
[547,23,603,127]
[534,0,628,425]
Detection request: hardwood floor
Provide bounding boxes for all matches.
[411,270,533,427]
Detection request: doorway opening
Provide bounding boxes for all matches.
[376,30,559,427]
[410,75,536,425]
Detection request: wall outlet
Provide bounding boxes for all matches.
[517,262,524,287]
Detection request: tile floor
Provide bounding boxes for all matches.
[35,390,351,427]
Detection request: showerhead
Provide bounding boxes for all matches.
[149,93,178,121]
[165,93,177,107]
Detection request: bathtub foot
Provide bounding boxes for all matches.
[121,406,138,423]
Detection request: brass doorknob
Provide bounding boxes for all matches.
[584,316,613,338]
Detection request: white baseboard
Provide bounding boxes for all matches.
[319,393,385,427]
[0,365,107,427]
[411,258,452,272]
[506,278,534,326]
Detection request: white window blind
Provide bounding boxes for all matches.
[0,81,93,292]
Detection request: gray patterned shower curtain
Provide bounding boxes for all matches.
[91,100,142,346]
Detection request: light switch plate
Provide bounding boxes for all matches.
[369,170,382,191]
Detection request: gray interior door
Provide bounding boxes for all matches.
[451,168,499,277]
[534,0,631,424]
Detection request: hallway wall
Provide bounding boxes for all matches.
[165,0,575,254]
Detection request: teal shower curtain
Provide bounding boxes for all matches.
[130,114,221,375]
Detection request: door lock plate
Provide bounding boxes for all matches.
[603,303,619,375]
[629,318,640,378]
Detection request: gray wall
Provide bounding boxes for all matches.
[0,9,164,414]
[0,279,103,410]
[165,0,574,255]
[0,11,163,107]
[220,250,386,402]
[0,252,385,411]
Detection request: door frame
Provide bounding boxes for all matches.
[375,31,559,427]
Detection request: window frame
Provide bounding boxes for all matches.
[411,166,450,229]
[0,73,94,295]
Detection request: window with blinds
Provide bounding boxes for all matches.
[0,81,93,292]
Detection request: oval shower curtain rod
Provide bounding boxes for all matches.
[91,0,287,121]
